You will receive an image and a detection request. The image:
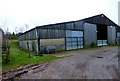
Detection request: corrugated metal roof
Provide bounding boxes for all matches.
[19,14,120,36]
[83,14,119,27]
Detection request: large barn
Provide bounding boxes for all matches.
[18,14,120,55]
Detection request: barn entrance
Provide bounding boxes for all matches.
[97,24,108,46]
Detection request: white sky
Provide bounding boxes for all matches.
[0,0,119,33]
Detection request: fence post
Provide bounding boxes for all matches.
[6,46,10,64]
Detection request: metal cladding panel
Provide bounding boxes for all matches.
[117,32,120,38]
[74,21,84,30]
[116,26,120,32]
[107,26,116,44]
[29,29,37,40]
[83,14,118,27]
[84,23,97,45]
[66,30,83,50]
[38,28,65,39]
[18,29,37,41]
[66,23,74,29]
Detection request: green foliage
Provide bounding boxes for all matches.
[108,44,120,46]
[90,43,97,48]
[2,40,58,69]
[5,32,17,40]
[11,32,17,39]
[9,40,19,46]
[84,45,98,49]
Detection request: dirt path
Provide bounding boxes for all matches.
[16,46,119,79]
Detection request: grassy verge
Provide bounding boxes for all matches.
[3,40,119,70]
[2,40,58,70]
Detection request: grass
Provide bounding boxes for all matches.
[108,44,120,46]
[3,40,119,70]
[2,40,58,70]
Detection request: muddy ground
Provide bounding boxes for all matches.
[2,46,120,79]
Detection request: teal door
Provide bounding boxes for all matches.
[117,32,120,44]
[66,30,83,50]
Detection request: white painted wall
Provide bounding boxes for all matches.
[19,40,38,52]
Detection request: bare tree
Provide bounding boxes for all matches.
[6,28,9,33]
[18,26,25,33]
[15,27,18,34]
[17,24,29,33]
[0,18,10,63]
[25,24,29,31]
[0,19,9,34]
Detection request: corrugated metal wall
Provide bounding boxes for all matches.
[84,23,97,45]
[117,32,120,38]
[18,29,37,41]
[18,29,39,53]
[37,28,65,39]
[18,17,119,53]
[107,26,116,44]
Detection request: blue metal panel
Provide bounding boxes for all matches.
[117,32,120,38]
[66,30,83,37]
[66,30,83,50]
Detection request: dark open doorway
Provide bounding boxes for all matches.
[97,24,107,46]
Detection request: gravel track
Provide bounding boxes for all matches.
[2,46,119,80]
[19,46,119,79]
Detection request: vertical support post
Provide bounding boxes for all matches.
[27,42,31,58]
[77,37,78,49]
[37,38,42,56]
[65,30,66,50]
[6,46,10,64]
[65,24,67,51]
[35,28,42,56]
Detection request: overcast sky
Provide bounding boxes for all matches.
[0,0,119,33]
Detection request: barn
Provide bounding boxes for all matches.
[18,14,120,55]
